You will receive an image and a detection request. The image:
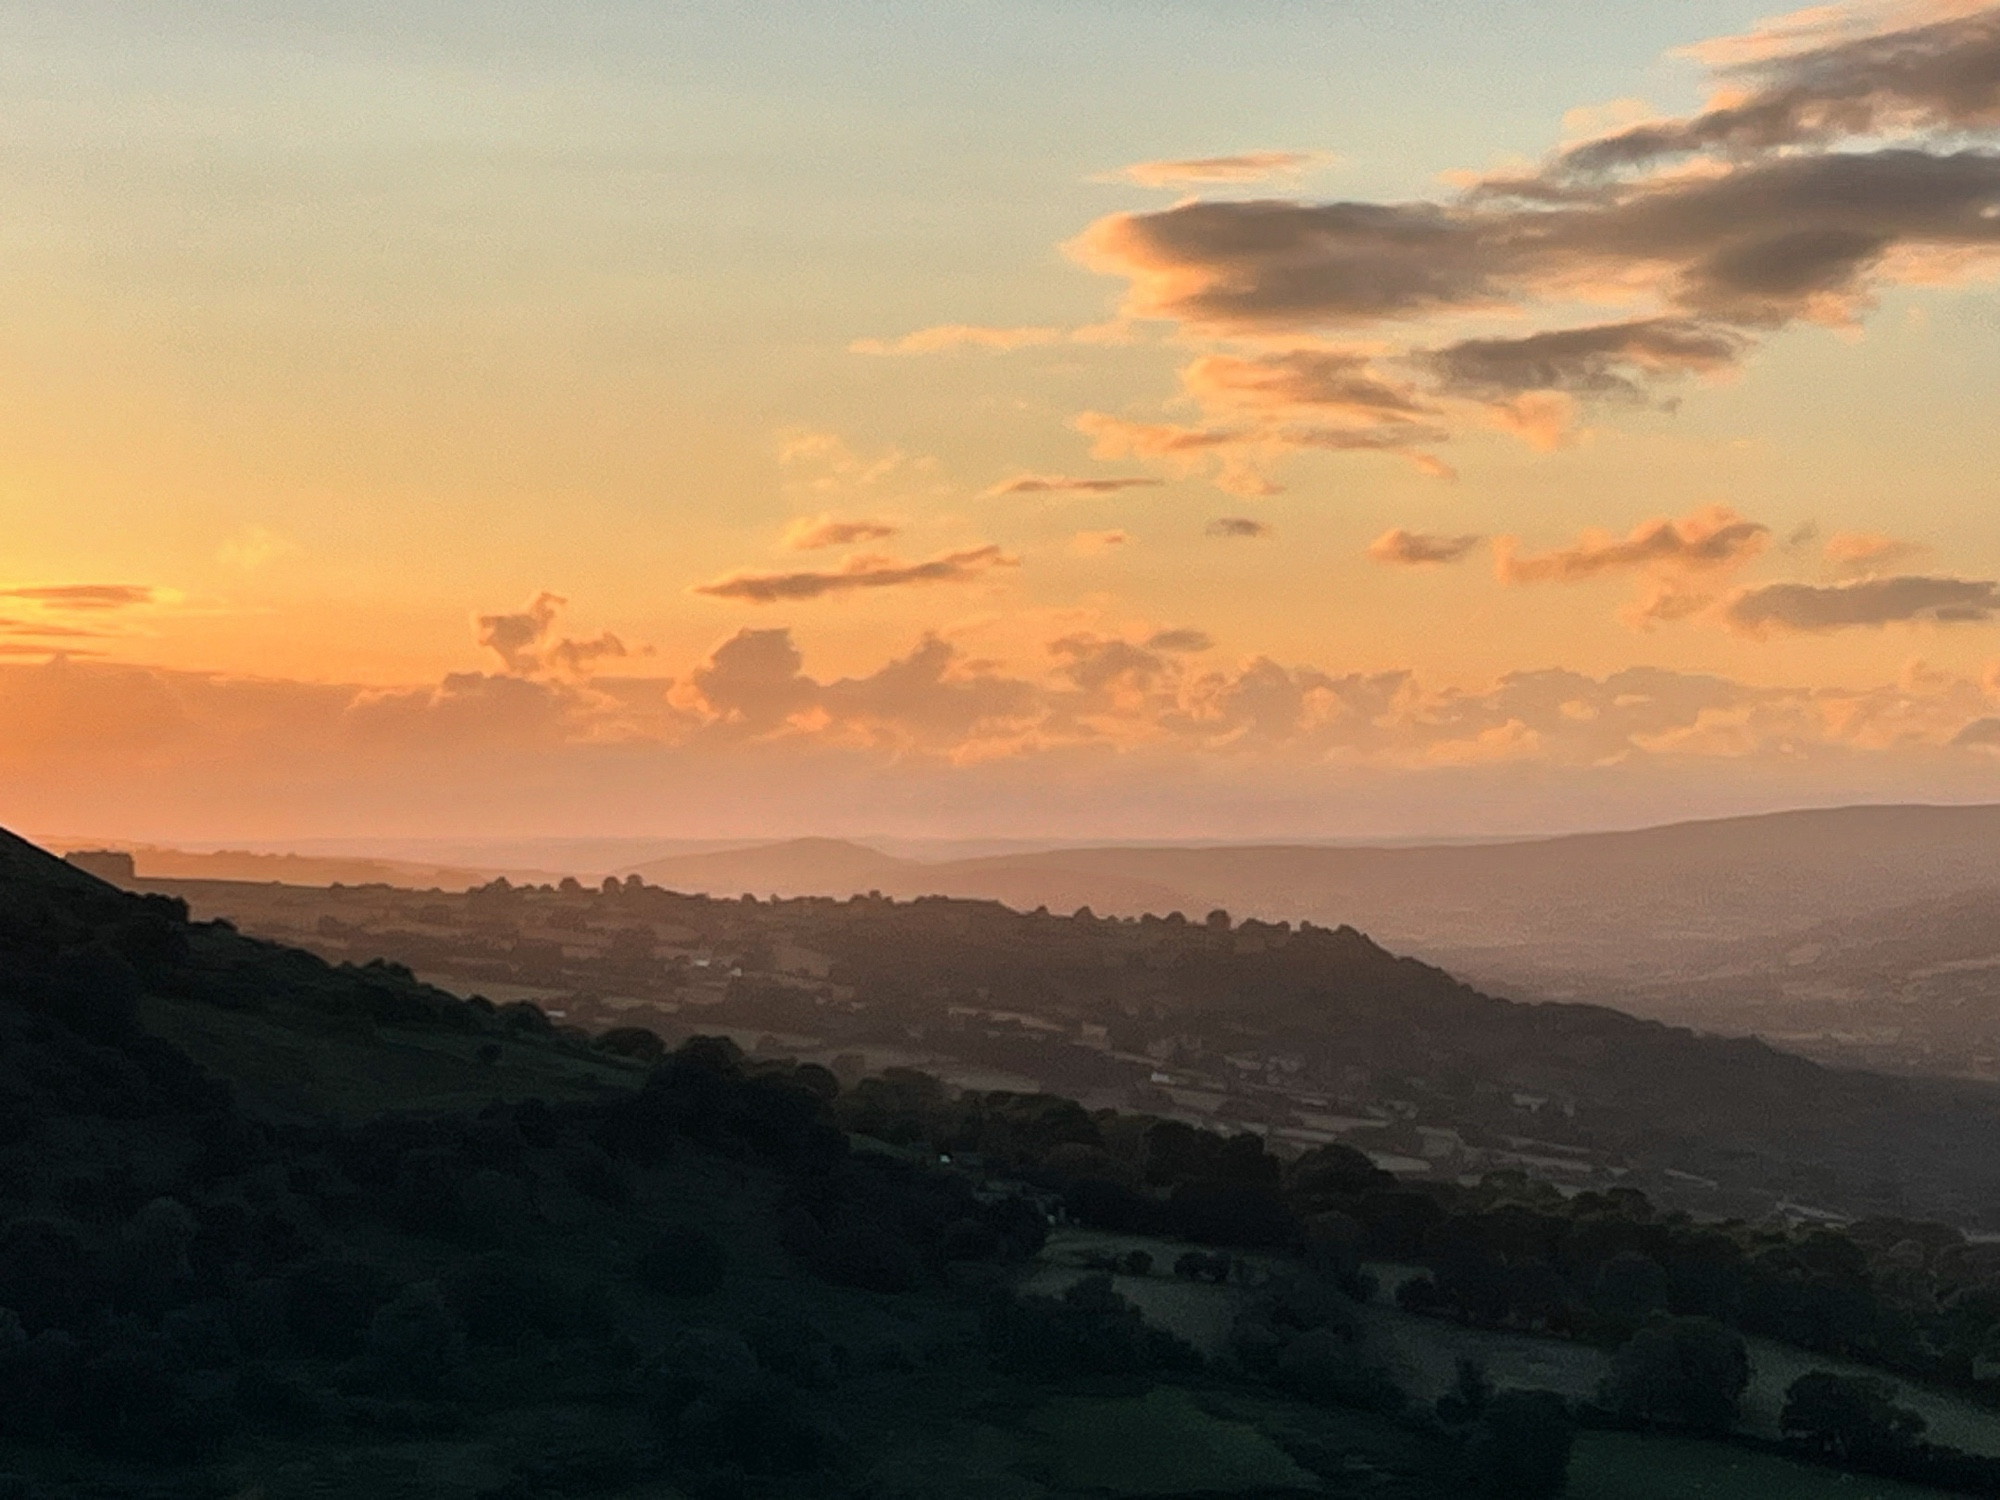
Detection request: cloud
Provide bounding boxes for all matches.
[1146,628,1214,653]
[1070,530,1128,555]
[0,618,108,639]
[1079,151,2000,336]
[545,633,630,675]
[0,584,155,610]
[693,545,1019,603]
[10,633,2000,840]
[1725,573,2000,633]
[217,525,304,570]
[1423,318,1746,400]
[1180,349,1434,421]
[474,593,637,677]
[1496,507,1771,584]
[1075,410,1448,494]
[780,515,900,551]
[476,592,565,674]
[850,324,1064,355]
[1103,150,1340,187]
[1370,529,1484,565]
[1824,529,1927,574]
[986,475,1165,496]
[1057,9,2000,469]
[1206,517,1272,538]
[1558,3,2000,178]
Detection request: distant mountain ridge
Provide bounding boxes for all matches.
[623,802,2000,957]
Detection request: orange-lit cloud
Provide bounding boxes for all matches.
[780,514,901,551]
[9,631,2000,840]
[475,593,631,677]
[0,584,155,610]
[1370,529,1484,565]
[850,324,1064,355]
[1496,507,1771,584]
[1102,150,1339,187]
[693,545,1019,603]
[1070,530,1128,555]
[1824,529,1927,574]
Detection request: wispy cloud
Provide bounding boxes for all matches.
[693,545,1019,603]
[0,584,155,610]
[850,324,1064,355]
[1496,508,1771,584]
[1369,529,1484,566]
[1824,529,1927,575]
[1206,517,1272,539]
[1070,530,1128,555]
[986,474,1164,497]
[1726,574,2000,633]
[780,515,900,551]
[1100,150,1339,188]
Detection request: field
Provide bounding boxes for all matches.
[1570,1432,1955,1499]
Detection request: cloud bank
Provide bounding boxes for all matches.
[8,626,2000,841]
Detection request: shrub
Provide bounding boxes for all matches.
[1466,1389,1572,1499]
[360,1281,464,1393]
[1780,1370,1926,1466]
[635,1225,729,1298]
[285,1258,398,1359]
[1600,1317,1749,1435]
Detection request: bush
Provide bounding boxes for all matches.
[1600,1317,1748,1434]
[635,1225,729,1298]
[986,1274,1201,1378]
[285,1258,398,1359]
[1780,1370,1925,1466]
[0,1218,100,1331]
[359,1281,464,1393]
[1466,1389,1572,1499]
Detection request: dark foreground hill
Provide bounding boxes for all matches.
[0,826,1521,1500]
[16,825,2000,1499]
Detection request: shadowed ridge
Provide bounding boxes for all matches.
[0,824,112,893]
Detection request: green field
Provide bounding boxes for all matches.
[1570,1432,1956,1500]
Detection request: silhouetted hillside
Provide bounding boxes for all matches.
[140,855,2000,1228]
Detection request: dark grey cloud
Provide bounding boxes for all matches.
[1726,574,2000,633]
[1956,716,2000,747]
[989,475,1164,496]
[1558,6,2000,179]
[1206,517,1272,538]
[1424,318,1745,399]
[1369,529,1484,565]
[694,545,1017,603]
[1146,627,1215,653]
[1083,149,2000,333]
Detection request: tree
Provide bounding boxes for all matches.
[1467,1389,1573,1499]
[1780,1371,1926,1467]
[1600,1317,1749,1434]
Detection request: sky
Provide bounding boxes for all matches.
[3,0,1999,842]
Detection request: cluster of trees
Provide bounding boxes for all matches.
[1382,1178,2000,1399]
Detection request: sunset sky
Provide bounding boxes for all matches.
[4,0,2000,842]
